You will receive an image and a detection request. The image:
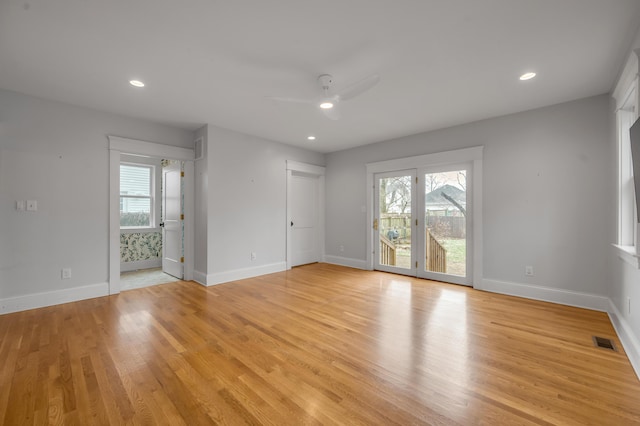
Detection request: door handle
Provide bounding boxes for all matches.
[291,221,294,227]
[159,222,165,228]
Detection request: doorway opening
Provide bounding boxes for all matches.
[366,147,483,287]
[108,136,195,295]
[374,165,471,285]
[119,157,185,291]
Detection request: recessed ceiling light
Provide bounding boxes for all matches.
[129,80,145,87]
[307,136,316,141]
[319,102,334,109]
[519,72,536,81]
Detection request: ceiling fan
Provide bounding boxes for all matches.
[268,73,380,120]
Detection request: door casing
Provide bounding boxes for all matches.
[109,136,195,295]
[366,147,483,288]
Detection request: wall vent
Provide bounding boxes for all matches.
[592,336,617,351]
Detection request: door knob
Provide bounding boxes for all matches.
[291,221,294,226]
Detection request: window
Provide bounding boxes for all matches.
[613,52,640,267]
[120,163,154,228]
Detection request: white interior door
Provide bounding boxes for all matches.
[290,173,319,267]
[162,162,183,279]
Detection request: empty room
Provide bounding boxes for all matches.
[2,1,640,424]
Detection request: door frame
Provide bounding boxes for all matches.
[109,136,195,295]
[365,146,483,288]
[286,160,325,270]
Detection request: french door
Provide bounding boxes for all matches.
[374,164,472,286]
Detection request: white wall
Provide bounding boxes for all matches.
[0,89,194,305]
[326,95,612,298]
[201,124,324,284]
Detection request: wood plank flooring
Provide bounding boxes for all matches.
[1,263,639,425]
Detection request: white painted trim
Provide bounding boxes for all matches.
[204,262,287,286]
[613,48,640,106]
[0,282,109,315]
[109,137,196,295]
[108,135,195,161]
[607,299,640,380]
[286,160,326,175]
[286,161,326,270]
[613,244,640,269]
[365,146,483,174]
[193,270,207,286]
[109,149,121,294]
[323,255,368,270]
[480,278,609,312]
[120,259,162,272]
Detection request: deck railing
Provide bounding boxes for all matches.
[380,235,397,266]
[426,228,446,273]
[379,228,446,273]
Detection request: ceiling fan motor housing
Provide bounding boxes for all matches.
[318,74,334,90]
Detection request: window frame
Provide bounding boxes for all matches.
[613,50,640,268]
[119,161,157,230]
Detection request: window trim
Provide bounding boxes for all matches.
[613,48,640,268]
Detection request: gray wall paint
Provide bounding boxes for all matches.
[326,95,612,296]
[0,89,194,298]
[206,125,324,274]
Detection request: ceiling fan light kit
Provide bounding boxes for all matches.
[270,73,380,120]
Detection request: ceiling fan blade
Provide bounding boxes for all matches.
[265,96,313,104]
[336,74,380,101]
[322,104,341,120]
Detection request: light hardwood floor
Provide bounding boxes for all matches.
[1,263,639,425]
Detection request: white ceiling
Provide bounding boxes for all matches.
[1,1,639,153]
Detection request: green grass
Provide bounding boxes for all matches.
[440,238,466,276]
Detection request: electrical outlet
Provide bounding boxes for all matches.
[525,266,534,276]
[26,200,37,211]
[16,200,25,211]
[339,245,344,252]
[250,252,256,261]
[61,268,72,279]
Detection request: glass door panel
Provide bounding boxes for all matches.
[420,168,470,285]
[374,171,416,275]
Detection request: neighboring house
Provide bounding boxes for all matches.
[425,184,466,216]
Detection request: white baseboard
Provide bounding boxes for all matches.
[193,270,207,286]
[0,282,109,315]
[203,262,287,286]
[323,255,368,270]
[121,258,162,272]
[607,299,640,380]
[480,278,609,312]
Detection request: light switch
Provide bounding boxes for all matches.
[16,201,25,211]
[26,200,37,211]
